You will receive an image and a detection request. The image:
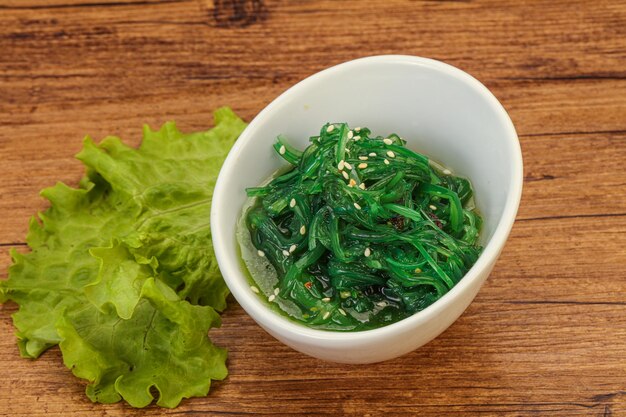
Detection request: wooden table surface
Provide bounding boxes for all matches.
[1,1,625,416]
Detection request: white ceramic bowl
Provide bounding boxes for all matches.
[212,55,522,364]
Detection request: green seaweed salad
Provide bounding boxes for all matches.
[238,123,483,331]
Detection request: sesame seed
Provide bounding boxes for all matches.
[289,198,296,208]
[268,294,276,302]
[348,179,357,187]
[340,291,351,298]
[338,160,345,170]
[338,308,347,316]
[414,268,422,274]
[383,138,393,145]
[377,301,387,307]
[289,244,297,253]
[443,169,452,175]
[344,162,353,170]
[274,288,280,296]
[353,135,361,140]
[354,202,362,210]
[369,152,376,157]
[279,145,286,155]
[387,150,396,158]
[257,250,265,257]
[282,249,290,257]
[358,163,368,169]
[364,247,371,257]
[348,130,354,139]
[323,311,330,320]
[429,204,437,210]
[359,156,368,161]
[342,171,349,180]
[326,124,335,133]
[322,297,331,302]
[384,159,390,165]
[300,225,306,235]
[359,183,366,190]
[355,127,361,132]
[250,286,260,294]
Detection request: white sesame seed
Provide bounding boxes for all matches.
[322,297,331,302]
[326,124,335,133]
[348,179,357,187]
[354,202,362,210]
[358,163,368,169]
[274,288,280,296]
[344,162,352,170]
[387,150,396,158]
[443,169,452,175]
[414,268,422,274]
[353,135,361,141]
[323,311,330,320]
[338,308,347,316]
[340,291,351,298]
[429,205,437,210]
[268,294,276,302]
[338,160,345,170]
[355,127,361,132]
[250,286,260,294]
[342,171,349,180]
[364,247,371,257]
[377,301,387,307]
[359,183,366,190]
[348,130,354,139]
[369,152,376,157]
[384,159,390,165]
[279,145,286,155]
[359,156,368,161]
[289,198,296,208]
[257,250,265,257]
[282,250,290,257]
[383,138,393,145]
[300,225,306,235]
[289,244,297,253]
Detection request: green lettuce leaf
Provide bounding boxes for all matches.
[0,107,246,407]
[77,106,246,312]
[2,179,132,357]
[58,278,227,408]
[86,240,157,320]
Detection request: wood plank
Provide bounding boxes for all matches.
[518,131,626,220]
[2,292,626,416]
[1,0,625,79]
[2,215,625,414]
[2,130,625,245]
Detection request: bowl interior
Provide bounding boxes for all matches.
[213,55,521,335]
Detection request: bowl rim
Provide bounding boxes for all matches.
[212,54,523,342]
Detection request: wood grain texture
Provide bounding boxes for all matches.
[1,0,625,416]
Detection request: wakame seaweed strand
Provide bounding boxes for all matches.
[239,123,483,331]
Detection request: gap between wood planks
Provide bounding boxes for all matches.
[0,0,191,10]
